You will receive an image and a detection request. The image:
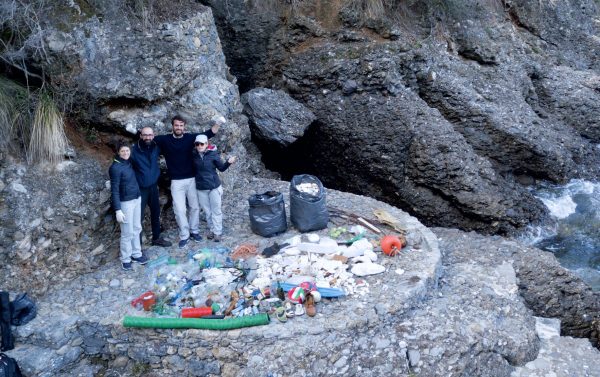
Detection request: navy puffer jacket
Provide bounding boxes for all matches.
[130,140,160,188]
[192,146,231,190]
[109,156,141,210]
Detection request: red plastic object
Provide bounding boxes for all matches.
[131,291,156,311]
[181,307,213,318]
[380,235,405,256]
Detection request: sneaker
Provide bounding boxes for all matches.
[178,238,189,248]
[190,233,203,242]
[121,262,133,271]
[131,254,148,265]
[152,238,172,247]
[213,234,221,242]
[206,231,215,240]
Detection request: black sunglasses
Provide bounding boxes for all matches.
[195,142,207,146]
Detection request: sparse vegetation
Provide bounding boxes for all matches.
[28,91,69,165]
[0,77,70,165]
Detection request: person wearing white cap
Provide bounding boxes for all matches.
[154,114,224,247]
[192,134,236,242]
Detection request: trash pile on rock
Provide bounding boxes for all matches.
[124,175,410,330]
[124,218,408,329]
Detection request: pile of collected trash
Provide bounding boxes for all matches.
[123,175,409,330]
[124,223,407,330]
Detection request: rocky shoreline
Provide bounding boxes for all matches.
[3,175,599,376]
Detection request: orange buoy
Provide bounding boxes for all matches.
[380,235,405,256]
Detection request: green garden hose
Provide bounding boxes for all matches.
[123,313,270,330]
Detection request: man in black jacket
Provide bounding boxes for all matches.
[130,127,171,247]
[155,115,222,248]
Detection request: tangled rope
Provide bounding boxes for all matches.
[231,243,258,260]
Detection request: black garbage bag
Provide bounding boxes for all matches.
[290,174,329,232]
[248,191,287,237]
[0,353,23,377]
[0,292,13,352]
[10,293,36,326]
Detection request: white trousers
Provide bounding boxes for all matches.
[171,177,200,240]
[119,197,142,263]
[197,185,223,236]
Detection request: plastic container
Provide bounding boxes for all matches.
[181,307,213,318]
[131,291,157,311]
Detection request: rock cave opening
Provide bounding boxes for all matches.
[250,120,323,181]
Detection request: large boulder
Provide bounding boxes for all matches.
[242,88,316,147]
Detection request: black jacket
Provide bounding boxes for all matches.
[109,156,141,210]
[130,140,160,188]
[155,129,216,180]
[192,146,231,190]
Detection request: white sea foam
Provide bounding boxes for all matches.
[535,179,599,219]
[539,195,577,219]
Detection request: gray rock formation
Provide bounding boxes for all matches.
[36,2,237,135]
[207,0,600,234]
[242,88,316,147]
[512,317,600,377]
[0,154,114,296]
[433,228,600,349]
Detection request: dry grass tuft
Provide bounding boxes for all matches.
[27,92,69,165]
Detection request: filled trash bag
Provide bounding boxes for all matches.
[248,191,287,237]
[0,292,13,352]
[0,353,23,377]
[290,174,329,232]
[10,293,36,326]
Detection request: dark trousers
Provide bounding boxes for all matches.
[140,184,161,241]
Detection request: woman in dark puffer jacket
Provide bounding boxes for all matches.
[109,142,147,270]
[192,134,236,242]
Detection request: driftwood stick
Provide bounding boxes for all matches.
[356,217,382,234]
[329,207,383,234]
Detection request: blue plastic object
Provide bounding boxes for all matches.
[280,282,345,298]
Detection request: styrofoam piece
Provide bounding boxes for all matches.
[286,275,316,285]
[318,237,338,248]
[297,242,337,254]
[351,263,385,276]
[341,244,364,258]
[251,276,272,289]
[282,246,301,256]
[352,238,374,251]
[284,235,302,246]
[364,249,378,262]
[306,233,320,243]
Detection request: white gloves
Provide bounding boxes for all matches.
[115,210,126,223]
[227,156,237,164]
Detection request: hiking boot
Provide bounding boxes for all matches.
[121,262,133,271]
[190,233,203,242]
[178,238,189,248]
[152,238,172,247]
[206,231,215,240]
[213,234,221,242]
[131,254,148,265]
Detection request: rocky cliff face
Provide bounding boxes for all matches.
[208,0,600,234]
[0,0,273,296]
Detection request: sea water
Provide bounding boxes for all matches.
[519,179,600,290]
